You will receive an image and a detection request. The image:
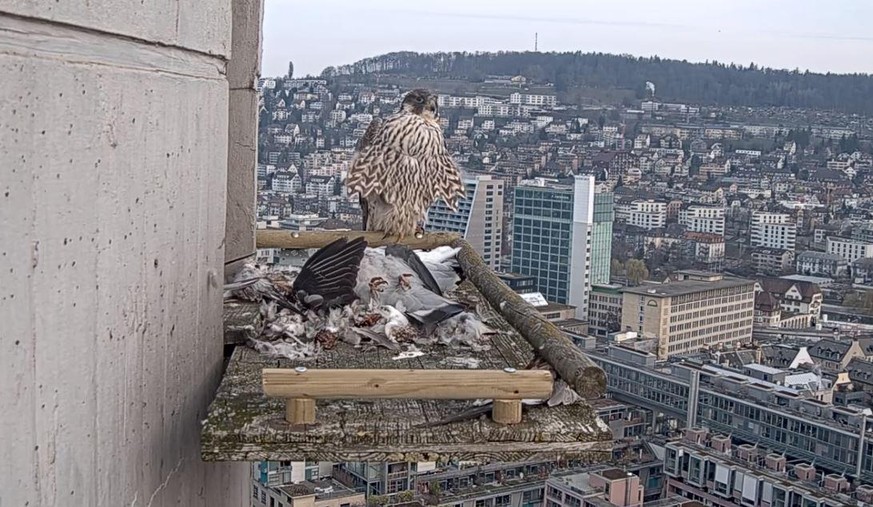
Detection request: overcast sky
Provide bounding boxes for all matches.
[262,0,873,78]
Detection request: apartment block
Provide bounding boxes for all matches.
[591,191,616,285]
[616,200,667,230]
[826,236,873,265]
[750,212,796,251]
[620,271,755,358]
[428,175,504,269]
[664,430,857,507]
[678,206,725,236]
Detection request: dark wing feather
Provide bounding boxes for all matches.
[292,237,367,310]
[359,195,370,231]
[385,244,443,296]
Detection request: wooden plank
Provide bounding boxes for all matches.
[286,398,316,424]
[453,239,607,399]
[492,400,522,424]
[263,368,553,400]
[256,230,460,250]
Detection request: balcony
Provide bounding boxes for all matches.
[202,231,613,463]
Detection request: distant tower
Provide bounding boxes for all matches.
[534,32,538,51]
[287,61,294,79]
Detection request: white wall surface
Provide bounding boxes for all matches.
[0,1,249,505]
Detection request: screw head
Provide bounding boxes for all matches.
[503,367,517,374]
[415,232,424,239]
[295,366,307,373]
[292,231,300,238]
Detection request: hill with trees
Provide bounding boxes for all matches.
[329,51,873,115]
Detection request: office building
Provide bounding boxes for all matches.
[547,468,693,507]
[592,346,873,482]
[750,212,796,251]
[427,175,504,269]
[591,191,615,285]
[333,462,435,496]
[588,284,624,337]
[620,271,755,358]
[511,176,595,318]
[678,206,725,236]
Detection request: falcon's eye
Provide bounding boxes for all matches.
[415,95,424,104]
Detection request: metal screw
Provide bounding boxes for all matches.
[295,366,307,373]
[415,232,424,239]
[503,367,517,373]
[292,231,300,238]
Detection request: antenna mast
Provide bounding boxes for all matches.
[535,32,538,52]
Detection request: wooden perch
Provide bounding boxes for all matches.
[453,239,607,399]
[257,230,460,250]
[263,367,553,426]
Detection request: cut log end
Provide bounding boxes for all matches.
[286,398,316,425]
[492,399,522,424]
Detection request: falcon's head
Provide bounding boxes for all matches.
[401,89,438,120]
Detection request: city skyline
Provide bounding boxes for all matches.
[263,0,873,78]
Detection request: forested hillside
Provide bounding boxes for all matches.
[329,51,873,114]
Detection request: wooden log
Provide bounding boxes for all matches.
[263,368,553,400]
[492,400,522,424]
[453,239,607,399]
[256,230,460,250]
[286,398,316,425]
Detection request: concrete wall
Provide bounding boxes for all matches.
[0,1,249,505]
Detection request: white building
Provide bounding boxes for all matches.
[827,237,873,265]
[615,200,667,230]
[509,92,557,107]
[750,211,796,251]
[678,205,726,235]
[427,175,504,270]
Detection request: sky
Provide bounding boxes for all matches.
[262,0,873,78]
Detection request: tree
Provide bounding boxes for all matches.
[625,259,649,285]
[287,60,294,79]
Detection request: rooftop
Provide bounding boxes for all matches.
[622,277,755,298]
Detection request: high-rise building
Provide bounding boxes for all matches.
[427,175,504,270]
[511,176,595,318]
[678,205,726,236]
[750,211,796,251]
[619,271,755,358]
[590,191,615,285]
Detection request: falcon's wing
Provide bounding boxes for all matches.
[357,117,383,151]
[346,113,422,205]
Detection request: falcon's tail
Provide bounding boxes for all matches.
[293,237,368,311]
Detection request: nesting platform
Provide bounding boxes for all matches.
[201,232,612,463]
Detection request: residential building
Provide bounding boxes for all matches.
[509,92,557,107]
[795,251,848,277]
[827,236,873,265]
[750,248,794,275]
[678,206,725,236]
[588,284,623,338]
[333,462,435,497]
[619,271,755,358]
[546,468,681,507]
[252,477,365,507]
[756,278,823,319]
[427,175,504,269]
[750,211,796,251]
[591,191,615,285]
[807,339,866,372]
[615,200,667,230]
[664,431,856,507]
[417,461,554,507]
[308,175,336,199]
[511,176,595,318]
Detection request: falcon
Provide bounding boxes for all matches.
[346,89,465,238]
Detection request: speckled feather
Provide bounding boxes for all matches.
[346,94,465,237]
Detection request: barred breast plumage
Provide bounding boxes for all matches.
[346,108,465,238]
